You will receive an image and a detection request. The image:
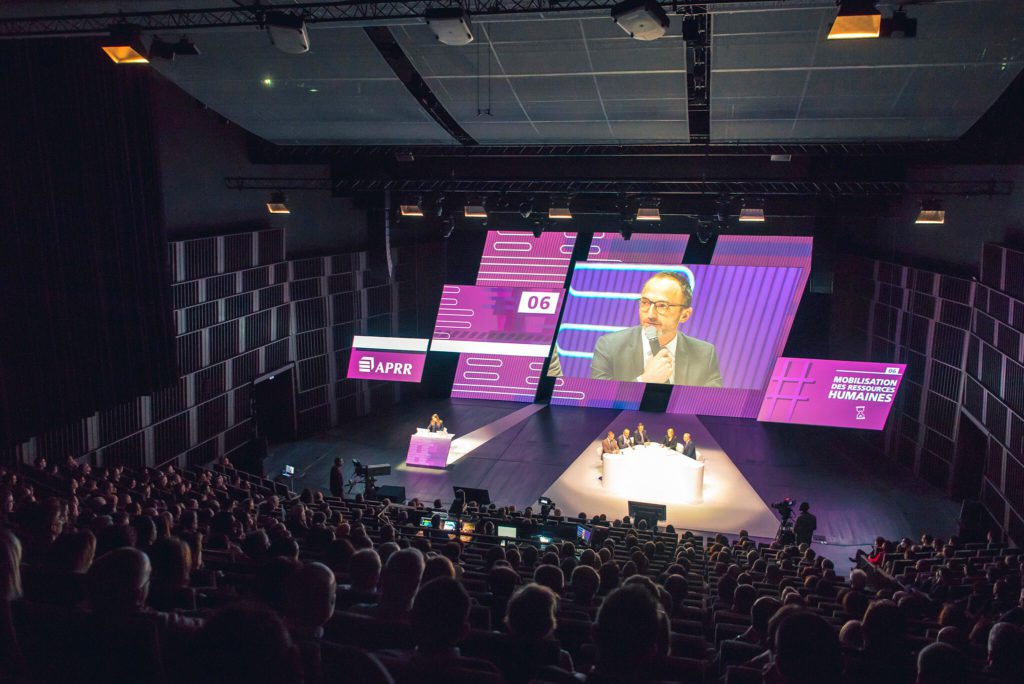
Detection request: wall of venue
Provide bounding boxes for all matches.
[0,228,424,471]
[838,243,1024,544]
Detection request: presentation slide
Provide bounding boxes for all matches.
[346,336,428,383]
[550,263,804,389]
[757,358,906,430]
[432,284,564,357]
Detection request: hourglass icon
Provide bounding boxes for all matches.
[855,406,866,421]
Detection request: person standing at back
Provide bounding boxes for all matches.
[329,458,345,498]
[793,502,817,546]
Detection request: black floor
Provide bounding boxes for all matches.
[266,397,960,550]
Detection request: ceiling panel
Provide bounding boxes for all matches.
[390,15,689,144]
[711,0,1024,142]
[150,26,454,144]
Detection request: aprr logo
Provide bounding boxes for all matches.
[358,356,374,373]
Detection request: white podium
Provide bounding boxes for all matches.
[602,443,705,504]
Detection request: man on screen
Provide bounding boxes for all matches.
[589,272,722,387]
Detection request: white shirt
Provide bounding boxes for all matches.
[636,332,679,383]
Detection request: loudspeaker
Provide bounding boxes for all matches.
[371,485,406,504]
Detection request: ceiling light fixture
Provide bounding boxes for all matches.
[425,7,474,46]
[532,225,544,239]
[611,0,670,41]
[519,198,534,219]
[915,200,945,225]
[548,196,572,220]
[635,197,661,222]
[399,196,424,217]
[148,36,200,61]
[100,25,149,64]
[266,11,310,54]
[266,192,290,214]
[827,0,882,40]
[621,229,633,241]
[464,197,487,219]
[738,198,766,223]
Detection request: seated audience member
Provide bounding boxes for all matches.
[352,548,424,621]
[568,564,600,612]
[738,596,782,646]
[497,584,574,680]
[534,564,565,596]
[147,536,195,612]
[377,577,499,682]
[335,548,381,611]
[848,599,914,683]
[24,529,95,607]
[770,610,842,684]
[283,562,336,640]
[591,585,662,681]
[422,555,456,583]
[985,621,1024,682]
[1,528,24,681]
[916,642,968,684]
[839,619,865,649]
[189,601,301,684]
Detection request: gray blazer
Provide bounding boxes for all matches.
[589,326,723,387]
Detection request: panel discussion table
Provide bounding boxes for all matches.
[406,428,453,468]
[602,443,705,504]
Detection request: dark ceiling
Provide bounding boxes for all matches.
[3,0,1022,146]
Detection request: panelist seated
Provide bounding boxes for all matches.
[681,432,697,460]
[601,431,620,454]
[427,414,446,433]
[617,429,636,449]
[663,428,679,450]
[635,423,651,445]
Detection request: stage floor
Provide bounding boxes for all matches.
[266,397,960,551]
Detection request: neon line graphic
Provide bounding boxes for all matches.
[554,343,595,359]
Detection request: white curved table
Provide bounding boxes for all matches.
[602,443,705,504]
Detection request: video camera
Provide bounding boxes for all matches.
[770,497,795,522]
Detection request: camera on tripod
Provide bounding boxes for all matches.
[348,460,392,496]
[770,497,796,544]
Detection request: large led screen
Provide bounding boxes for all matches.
[432,285,563,357]
[757,358,906,430]
[549,263,804,390]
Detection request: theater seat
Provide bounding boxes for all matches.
[322,611,415,651]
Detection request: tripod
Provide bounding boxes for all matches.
[345,474,377,497]
[776,516,795,545]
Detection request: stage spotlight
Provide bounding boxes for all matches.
[463,196,487,219]
[399,196,424,217]
[828,1,881,40]
[611,0,670,41]
[548,195,572,220]
[148,36,200,61]
[738,198,766,223]
[266,11,310,54]
[621,229,633,241]
[532,224,544,239]
[441,217,455,239]
[101,25,149,64]
[266,192,290,214]
[915,200,945,225]
[426,7,474,46]
[635,197,661,222]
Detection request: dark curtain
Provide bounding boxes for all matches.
[0,39,177,448]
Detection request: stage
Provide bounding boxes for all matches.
[265,397,960,549]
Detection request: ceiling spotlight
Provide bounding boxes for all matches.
[611,0,670,41]
[426,7,474,46]
[635,197,661,222]
[548,196,572,220]
[770,153,792,162]
[100,25,149,64]
[621,229,633,241]
[399,196,424,218]
[532,225,544,239]
[738,198,766,223]
[915,200,945,225]
[441,218,456,239]
[266,192,290,214]
[828,1,882,40]
[266,11,310,54]
[464,196,487,219]
[148,36,200,61]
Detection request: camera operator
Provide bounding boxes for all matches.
[793,501,817,546]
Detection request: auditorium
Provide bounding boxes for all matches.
[2,1,1024,682]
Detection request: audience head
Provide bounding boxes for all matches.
[380,547,424,609]
[349,548,382,592]
[487,565,519,598]
[839,619,864,649]
[987,621,1024,676]
[47,529,96,574]
[505,583,558,639]
[595,585,661,674]
[149,536,192,589]
[916,642,968,684]
[533,563,565,595]
[282,562,336,635]
[571,564,600,604]
[863,599,906,654]
[751,596,783,639]
[774,611,842,683]
[423,555,455,583]
[192,601,299,684]
[411,578,471,653]
[88,547,151,614]
[0,528,23,601]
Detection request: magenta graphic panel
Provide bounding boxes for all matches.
[433,285,563,349]
[757,357,906,430]
[451,231,576,402]
[346,349,426,383]
[666,236,813,417]
[406,434,451,468]
[550,377,647,409]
